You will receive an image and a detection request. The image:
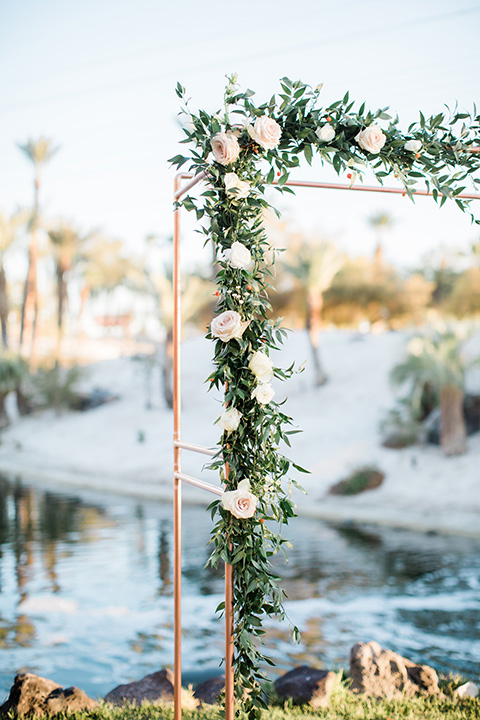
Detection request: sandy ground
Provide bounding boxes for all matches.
[1,329,479,537]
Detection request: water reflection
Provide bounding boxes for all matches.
[0,476,478,700]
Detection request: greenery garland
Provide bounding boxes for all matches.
[169,74,479,716]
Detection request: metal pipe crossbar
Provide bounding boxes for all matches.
[172,167,480,720]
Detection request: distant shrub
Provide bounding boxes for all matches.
[31,364,84,412]
[380,406,425,448]
[329,465,385,495]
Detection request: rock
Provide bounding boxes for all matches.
[193,675,225,705]
[454,681,478,698]
[43,687,98,715]
[104,668,174,706]
[274,666,336,708]
[349,641,440,699]
[0,673,98,717]
[0,674,61,717]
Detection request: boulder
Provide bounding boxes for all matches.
[274,666,336,708]
[43,687,98,715]
[193,675,225,705]
[454,681,478,698]
[0,673,98,717]
[104,668,174,706]
[349,641,440,699]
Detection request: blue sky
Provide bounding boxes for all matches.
[1,0,479,269]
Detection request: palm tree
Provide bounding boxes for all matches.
[283,236,344,385]
[369,212,394,267]
[17,137,59,358]
[147,267,213,408]
[83,238,146,327]
[0,210,27,348]
[390,325,477,456]
[0,355,28,427]
[47,221,93,360]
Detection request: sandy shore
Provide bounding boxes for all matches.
[1,330,479,537]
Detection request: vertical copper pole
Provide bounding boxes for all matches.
[224,457,234,720]
[225,558,234,720]
[173,176,182,720]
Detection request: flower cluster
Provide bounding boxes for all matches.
[170,74,479,714]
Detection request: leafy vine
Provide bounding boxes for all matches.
[169,74,479,716]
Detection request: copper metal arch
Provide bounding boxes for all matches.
[172,171,480,720]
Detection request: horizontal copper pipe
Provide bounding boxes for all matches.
[174,471,224,496]
[174,172,480,201]
[173,171,207,200]
[174,440,217,457]
[282,179,480,200]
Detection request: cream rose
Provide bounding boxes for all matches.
[224,172,250,201]
[210,310,248,342]
[316,124,335,142]
[225,241,254,271]
[222,479,258,519]
[210,132,240,166]
[248,350,273,382]
[251,383,275,405]
[247,116,282,150]
[404,139,422,153]
[219,406,242,433]
[355,124,386,154]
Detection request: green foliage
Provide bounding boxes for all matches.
[329,465,385,495]
[31,363,84,411]
[390,325,475,409]
[380,405,426,448]
[0,210,27,257]
[15,689,480,720]
[170,75,480,714]
[17,137,59,168]
[448,268,480,317]
[282,237,344,294]
[0,355,28,393]
[386,325,479,451]
[146,267,214,331]
[324,258,402,324]
[84,239,146,296]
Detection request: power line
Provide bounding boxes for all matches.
[1,4,478,114]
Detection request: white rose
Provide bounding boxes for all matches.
[248,351,273,382]
[210,132,240,165]
[355,124,386,154]
[224,172,250,201]
[251,383,275,405]
[225,241,254,271]
[316,124,335,142]
[247,116,282,150]
[211,310,248,342]
[221,479,258,519]
[404,139,422,153]
[219,406,242,433]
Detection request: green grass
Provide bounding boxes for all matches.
[6,688,478,720]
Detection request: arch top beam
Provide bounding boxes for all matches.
[174,170,480,202]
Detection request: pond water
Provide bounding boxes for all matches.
[0,476,479,700]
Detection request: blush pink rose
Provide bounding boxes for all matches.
[221,479,258,519]
[210,132,240,165]
[248,116,282,150]
[210,310,248,342]
[355,124,386,154]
